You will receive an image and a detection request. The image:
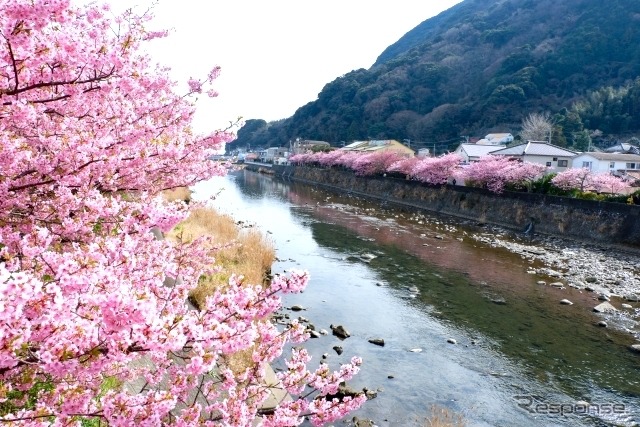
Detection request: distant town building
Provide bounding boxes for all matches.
[340,139,414,157]
[603,142,640,155]
[417,148,431,158]
[290,138,331,154]
[490,141,577,171]
[454,143,506,163]
[477,133,514,145]
[258,147,289,163]
[571,152,640,174]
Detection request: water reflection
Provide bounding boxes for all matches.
[191,171,639,427]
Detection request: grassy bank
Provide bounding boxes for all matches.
[163,188,275,310]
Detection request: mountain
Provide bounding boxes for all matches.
[228,0,640,154]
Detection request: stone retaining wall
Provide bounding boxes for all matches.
[266,165,640,249]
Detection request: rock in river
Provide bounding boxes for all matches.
[368,338,385,347]
[330,324,351,339]
[593,302,617,313]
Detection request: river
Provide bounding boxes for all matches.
[191,170,639,427]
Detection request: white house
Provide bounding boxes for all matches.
[490,141,577,171]
[477,133,514,145]
[259,147,289,163]
[454,143,506,163]
[570,152,640,174]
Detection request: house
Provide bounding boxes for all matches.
[340,139,415,157]
[489,141,577,171]
[244,152,259,162]
[570,152,640,175]
[476,133,514,145]
[259,147,289,163]
[417,148,431,158]
[454,143,506,163]
[291,139,331,155]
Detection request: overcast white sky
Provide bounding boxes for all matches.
[91,1,462,133]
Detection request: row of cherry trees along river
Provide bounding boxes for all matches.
[289,151,633,197]
[0,1,364,426]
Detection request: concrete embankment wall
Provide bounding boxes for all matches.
[260,164,640,249]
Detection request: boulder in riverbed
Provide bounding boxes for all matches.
[593,302,617,313]
[368,338,385,347]
[330,324,351,339]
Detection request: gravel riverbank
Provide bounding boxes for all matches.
[469,226,640,341]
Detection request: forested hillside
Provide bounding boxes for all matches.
[228,0,640,153]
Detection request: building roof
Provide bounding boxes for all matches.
[575,152,640,162]
[485,133,513,138]
[491,141,578,157]
[341,140,414,155]
[297,140,330,146]
[603,143,640,154]
[456,143,506,157]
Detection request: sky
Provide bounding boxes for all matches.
[86,1,463,134]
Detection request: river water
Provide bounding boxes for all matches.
[192,170,640,427]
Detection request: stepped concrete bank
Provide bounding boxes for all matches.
[248,164,640,249]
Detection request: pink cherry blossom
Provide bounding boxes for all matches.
[0,1,363,425]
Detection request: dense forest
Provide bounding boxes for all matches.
[228,0,640,154]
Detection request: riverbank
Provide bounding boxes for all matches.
[266,164,640,249]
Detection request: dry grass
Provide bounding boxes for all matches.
[423,405,466,427]
[166,207,276,309]
[161,187,193,203]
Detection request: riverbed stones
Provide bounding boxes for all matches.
[560,299,573,305]
[360,253,377,262]
[332,346,343,355]
[368,338,385,347]
[549,282,565,288]
[629,344,640,354]
[625,294,640,302]
[447,338,457,344]
[290,305,305,311]
[597,321,608,327]
[330,324,350,339]
[593,302,617,313]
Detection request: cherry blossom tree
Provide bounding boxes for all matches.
[460,156,547,193]
[410,153,463,185]
[591,173,631,195]
[351,151,406,176]
[0,1,363,426]
[550,168,593,192]
[332,151,362,170]
[387,157,421,177]
[316,149,345,167]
